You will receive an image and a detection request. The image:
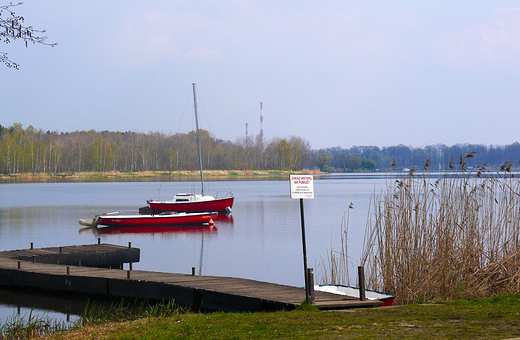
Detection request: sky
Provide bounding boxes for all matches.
[1,1,520,150]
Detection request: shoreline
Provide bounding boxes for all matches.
[0,169,323,182]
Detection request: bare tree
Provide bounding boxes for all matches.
[1,2,57,69]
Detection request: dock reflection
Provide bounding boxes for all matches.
[0,286,86,321]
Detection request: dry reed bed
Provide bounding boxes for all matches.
[362,167,520,304]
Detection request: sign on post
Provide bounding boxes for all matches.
[290,174,314,302]
[290,175,314,199]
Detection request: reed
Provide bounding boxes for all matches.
[317,207,353,285]
[0,309,68,339]
[361,159,520,304]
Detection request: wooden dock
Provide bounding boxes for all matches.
[0,244,382,312]
[0,243,139,269]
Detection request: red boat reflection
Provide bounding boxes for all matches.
[216,213,234,224]
[96,224,217,235]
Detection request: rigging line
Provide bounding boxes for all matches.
[193,85,213,136]
[151,184,163,200]
[174,87,193,135]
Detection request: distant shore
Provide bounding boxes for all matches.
[0,169,323,182]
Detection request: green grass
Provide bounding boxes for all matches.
[77,299,188,327]
[43,294,520,339]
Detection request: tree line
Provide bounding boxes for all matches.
[2,123,519,175]
[315,143,520,172]
[0,123,312,174]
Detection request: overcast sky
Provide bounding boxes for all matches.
[2,1,520,149]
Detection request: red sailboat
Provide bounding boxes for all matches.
[147,193,234,214]
[80,211,217,228]
[146,83,234,214]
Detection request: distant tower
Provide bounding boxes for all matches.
[260,102,264,142]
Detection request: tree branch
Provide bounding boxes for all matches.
[1,2,57,69]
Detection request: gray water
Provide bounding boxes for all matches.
[0,174,389,323]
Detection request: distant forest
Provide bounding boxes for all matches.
[1,123,519,175]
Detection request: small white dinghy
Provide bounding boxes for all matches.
[315,284,395,306]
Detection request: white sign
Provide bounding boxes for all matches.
[290,175,314,199]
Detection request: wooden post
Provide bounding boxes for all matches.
[78,259,81,267]
[17,261,21,269]
[67,267,70,275]
[59,247,62,254]
[30,242,33,249]
[358,266,366,301]
[127,270,131,280]
[307,268,315,304]
[128,242,131,248]
[129,263,133,271]
[98,238,101,244]
[192,267,196,276]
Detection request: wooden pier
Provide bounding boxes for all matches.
[0,243,139,269]
[0,244,382,312]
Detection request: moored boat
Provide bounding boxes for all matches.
[81,211,217,228]
[314,284,395,306]
[147,193,234,213]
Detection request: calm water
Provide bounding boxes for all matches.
[0,174,389,323]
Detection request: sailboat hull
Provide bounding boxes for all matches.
[97,212,217,227]
[148,197,234,213]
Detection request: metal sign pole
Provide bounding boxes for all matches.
[300,198,309,302]
[290,175,314,303]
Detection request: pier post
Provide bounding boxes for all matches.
[17,261,20,269]
[128,242,131,248]
[192,267,196,276]
[98,238,101,244]
[307,268,315,304]
[30,242,33,249]
[358,266,366,301]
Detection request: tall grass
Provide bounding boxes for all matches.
[77,299,188,326]
[317,207,354,285]
[362,158,520,304]
[0,309,68,339]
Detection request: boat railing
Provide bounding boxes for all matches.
[215,191,234,199]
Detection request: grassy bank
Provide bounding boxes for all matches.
[37,294,520,339]
[0,169,322,182]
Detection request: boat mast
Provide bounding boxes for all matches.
[193,83,205,196]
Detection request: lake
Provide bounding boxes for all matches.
[0,174,390,323]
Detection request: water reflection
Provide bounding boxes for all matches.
[215,213,234,225]
[94,225,218,235]
[0,287,86,325]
